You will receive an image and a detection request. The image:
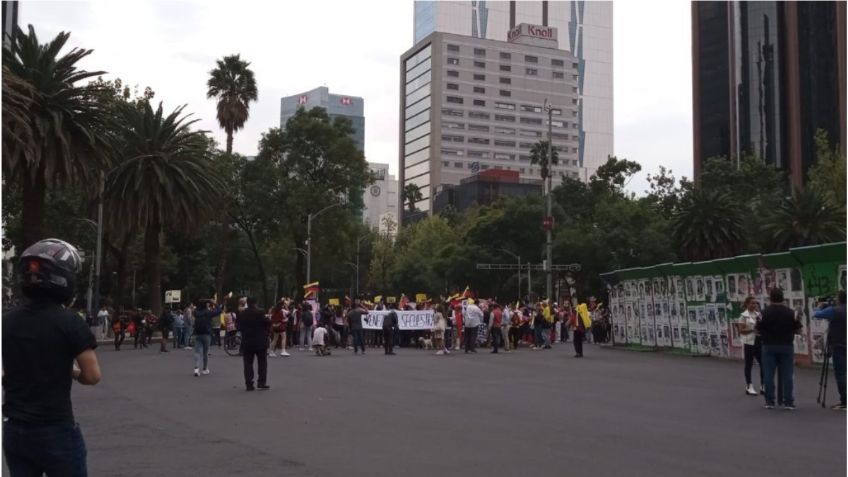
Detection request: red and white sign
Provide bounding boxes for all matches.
[298,95,308,105]
[340,97,353,106]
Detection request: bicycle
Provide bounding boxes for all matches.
[223,331,242,356]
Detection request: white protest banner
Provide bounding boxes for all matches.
[363,310,434,330]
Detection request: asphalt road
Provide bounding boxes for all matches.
[4,340,845,477]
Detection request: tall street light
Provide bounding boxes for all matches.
[355,234,368,298]
[499,248,521,304]
[344,261,358,299]
[543,99,554,302]
[307,201,345,285]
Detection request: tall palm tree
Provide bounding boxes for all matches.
[105,101,222,316]
[2,65,35,161]
[529,140,559,181]
[671,188,746,261]
[3,25,111,249]
[402,183,423,212]
[206,54,257,155]
[764,188,845,249]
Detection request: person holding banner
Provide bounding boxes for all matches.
[383,303,399,355]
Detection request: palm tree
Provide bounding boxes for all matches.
[763,188,845,249]
[529,140,559,181]
[402,183,423,212]
[3,25,111,248]
[671,188,746,261]
[105,101,222,316]
[206,54,258,155]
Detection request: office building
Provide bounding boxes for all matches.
[363,162,399,237]
[280,86,365,152]
[433,169,542,214]
[2,1,18,48]
[399,29,580,221]
[413,0,614,174]
[692,1,846,188]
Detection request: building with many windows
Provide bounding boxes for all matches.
[363,162,399,237]
[399,29,580,221]
[692,1,846,188]
[280,86,365,152]
[413,0,613,175]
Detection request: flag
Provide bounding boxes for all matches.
[399,293,409,309]
[461,286,474,299]
[577,303,592,329]
[303,281,320,300]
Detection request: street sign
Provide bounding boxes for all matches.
[164,290,181,304]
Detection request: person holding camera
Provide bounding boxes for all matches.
[756,288,801,410]
[3,239,102,476]
[814,290,846,410]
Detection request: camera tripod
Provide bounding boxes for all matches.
[817,341,831,408]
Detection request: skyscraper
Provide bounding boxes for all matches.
[692,1,846,188]
[280,86,365,153]
[413,1,613,174]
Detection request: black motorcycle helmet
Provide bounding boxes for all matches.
[19,238,83,304]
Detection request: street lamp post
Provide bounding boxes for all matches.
[543,99,554,302]
[355,234,367,298]
[344,261,358,299]
[94,171,104,311]
[499,248,521,304]
[306,201,345,285]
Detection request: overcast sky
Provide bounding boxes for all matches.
[20,0,693,195]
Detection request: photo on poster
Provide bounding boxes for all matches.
[730,318,741,346]
[709,333,720,354]
[705,278,714,302]
[639,282,646,298]
[676,279,684,299]
[840,266,847,291]
[720,332,729,356]
[738,274,751,297]
[706,304,717,324]
[655,303,662,317]
[812,333,827,363]
[714,276,724,296]
[686,279,694,299]
[728,275,737,300]
[670,302,678,319]
[790,268,803,292]
[696,278,704,301]
[764,270,776,293]
[681,328,689,344]
[688,309,696,324]
[662,302,669,317]
[661,279,668,297]
[717,306,727,327]
[697,306,706,325]
[699,330,709,353]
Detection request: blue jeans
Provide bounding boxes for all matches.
[762,345,795,406]
[3,419,88,476]
[351,329,365,352]
[193,334,211,370]
[534,327,544,347]
[832,344,847,405]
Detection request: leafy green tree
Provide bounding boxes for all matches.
[2,25,112,249]
[2,65,35,162]
[105,101,222,316]
[402,183,423,212]
[207,54,258,155]
[368,236,397,293]
[763,188,845,249]
[590,155,642,195]
[391,216,458,295]
[645,166,691,219]
[807,129,846,208]
[529,140,559,180]
[672,189,746,261]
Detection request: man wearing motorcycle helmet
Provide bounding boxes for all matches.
[3,238,101,476]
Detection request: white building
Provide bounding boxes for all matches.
[413,0,613,175]
[363,162,398,236]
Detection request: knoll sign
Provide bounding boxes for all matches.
[507,23,559,48]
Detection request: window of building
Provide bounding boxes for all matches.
[551,108,562,116]
[447,57,459,65]
[441,134,464,143]
[519,129,542,138]
[473,74,485,81]
[548,120,564,128]
[500,64,511,72]
[551,132,569,140]
[474,48,486,57]
[474,60,486,68]
[481,164,490,170]
[447,70,459,78]
[441,108,463,117]
[442,121,465,129]
[519,155,530,162]
[499,77,511,84]
[446,96,464,104]
[519,142,534,150]
[525,55,538,63]
[520,104,542,113]
[552,71,564,79]
[551,58,564,67]
[573,74,578,81]
[468,124,490,132]
[442,161,450,167]
[468,111,490,120]
[571,99,577,104]
[494,152,515,161]
[468,137,490,145]
[526,68,538,76]
[473,86,485,94]
[499,90,511,97]
[447,44,460,52]
[572,62,579,69]
[494,139,516,148]
[494,127,516,135]
[467,150,490,158]
[446,83,459,90]
[572,123,578,129]
[520,117,542,125]
[520,167,526,173]
[495,102,515,110]
[495,114,515,122]
[572,87,578,93]
[454,162,463,168]
[473,99,486,107]
[441,148,462,156]
[500,51,511,60]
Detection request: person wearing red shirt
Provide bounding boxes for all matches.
[489,303,504,353]
[452,303,463,351]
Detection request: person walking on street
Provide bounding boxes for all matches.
[453,303,464,351]
[464,300,483,354]
[433,304,448,355]
[814,290,847,410]
[300,303,314,351]
[192,300,221,376]
[756,288,801,410]
[383,303,398,355]
[159,307,174,353]
[97,305,110,341]
[173,309,185,349]
[3,239,102,477]
[347,300,367,355]
[570,305,587,358]
[113,311,127,351]
[237,297,271,391]
[269,300,289,357]
[737,297,763,396]
[489,303,504,353]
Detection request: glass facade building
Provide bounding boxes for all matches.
[280,86,365,153]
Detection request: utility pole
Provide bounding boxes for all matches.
[543,99,554,302]
[94,171,104,310]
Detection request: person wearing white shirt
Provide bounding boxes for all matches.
[737,297,762,396]
[501,305,513,352]
[97,305,110,340]
[312,324,330,356]
[464,300,483,354]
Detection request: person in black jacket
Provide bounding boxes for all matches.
[383,303,398,355]
[238,297,271,391]
[159,308,174,353]
[756,288,802,410]
[193,300,222,376]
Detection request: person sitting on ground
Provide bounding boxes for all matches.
[313,323,330,356]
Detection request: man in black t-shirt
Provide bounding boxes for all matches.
[3,239,101,476]
[756,288,801,410]
[347,300,367,354]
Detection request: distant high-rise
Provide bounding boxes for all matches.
[363,162,399,237]
[280,86,365,153]
[413,1,613,174]
[3,1,19,48]
[692,1,846,188]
